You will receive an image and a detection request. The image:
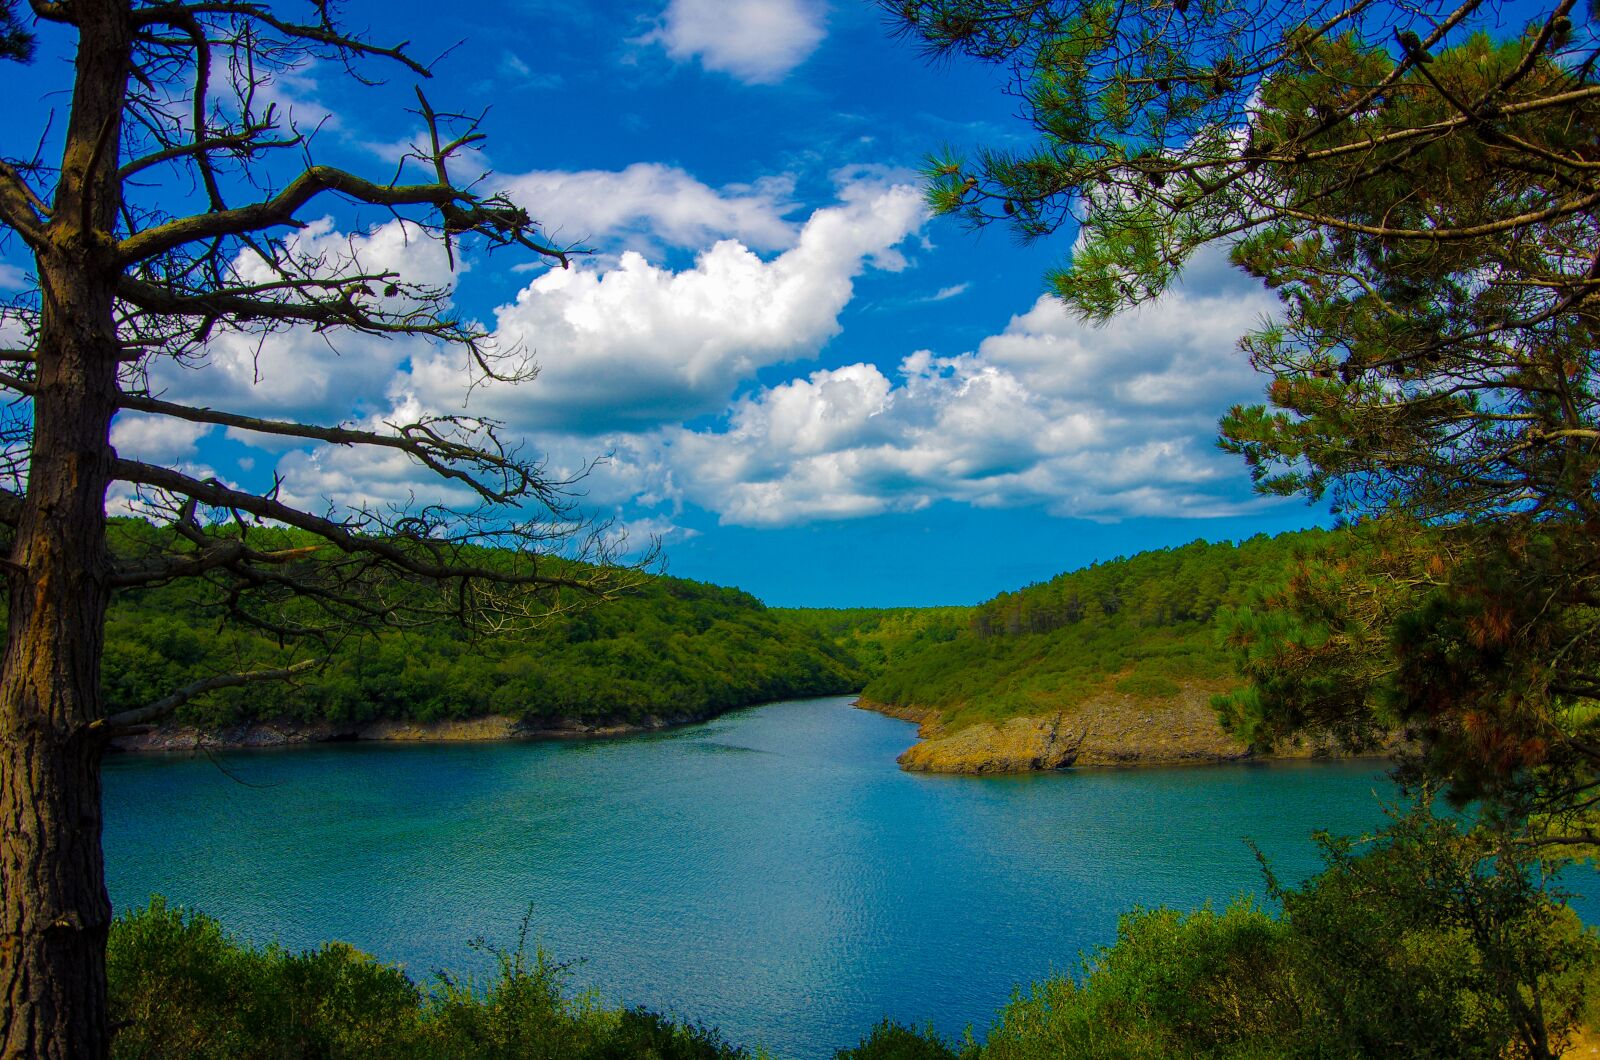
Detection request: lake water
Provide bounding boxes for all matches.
[102,695,1596,1058]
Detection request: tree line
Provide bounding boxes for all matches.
[98,519,920,729]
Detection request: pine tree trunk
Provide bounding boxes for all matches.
[0,2,129,1055]
[0,268,122,1060]
[0,318,121,1058]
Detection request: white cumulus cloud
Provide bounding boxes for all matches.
[506,164,799,252]
[110,413,214,464]
[141,217,462,425]
[407,179,928,434]
[646,0,826,84]
[658,246,1281,526]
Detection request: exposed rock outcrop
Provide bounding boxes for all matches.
[863,683,1266,775]
[897,712,1086,774]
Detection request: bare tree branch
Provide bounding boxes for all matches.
[99,658,319,729]
[113,459,597,592]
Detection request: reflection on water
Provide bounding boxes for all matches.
[102,695,1592,1059]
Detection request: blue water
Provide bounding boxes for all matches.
[101,695,1595,1058]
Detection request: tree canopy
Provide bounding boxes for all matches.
[96,519,894,731]
[884,0,1600,849]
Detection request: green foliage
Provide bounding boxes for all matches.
[834,1020,961,1060]
[1218,30,1600,522]
[920,809,1599,1060]
[1211,520,1418,754]
[1111,674,1181,698]
[863,531,1337,731]
[0,0,32,62]
[1271,811,1598,1059]
[107,900,755,1060]
[778,607,972,679]
[1215,28,1600,840]
[889,2,1595,338]
[1214,519,1600,849]
[99,519,954,729]
[108,897,423,1058]
[980,902,1295,1060]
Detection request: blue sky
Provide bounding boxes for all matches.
[4,0,1327,606]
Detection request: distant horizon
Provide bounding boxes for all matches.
[665,501,1333,609]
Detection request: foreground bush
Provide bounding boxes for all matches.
[107,900,753,1060]
[839,810,1598,1060]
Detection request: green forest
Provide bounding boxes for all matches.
[100,519,902,730]
[102,515,1355,741]
[859,529,1345,735]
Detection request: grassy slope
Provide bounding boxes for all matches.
[860,529,1338,735]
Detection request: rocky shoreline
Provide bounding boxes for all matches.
[109,708,719,753]
[856,686,1366,775]
[111,689,1374,772]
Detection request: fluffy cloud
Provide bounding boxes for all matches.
[241,237,1279,531]
[110,413,214,464]
[157,176,1278,536]
[505,164,799,252]
[646,0,826,84]
[658,247,1281,525]
[407,179,927,433]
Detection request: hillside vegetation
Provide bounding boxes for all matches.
[104,519,1355,748]
[861,529,1342,737]
[775,605,972,675]
[100,520,934,732]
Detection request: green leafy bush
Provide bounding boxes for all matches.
[1273,812,1599,1059]
[108,897,422,1058]
[905,809,1598,1060]
[834,1020,961,1060]
[1112,674,1183,698]
[980,902,1295,1060]
[107,900,755,1060]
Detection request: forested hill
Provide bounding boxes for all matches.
[102,521,1343,738]
[860,529,1340,736]
[100,521,936,730]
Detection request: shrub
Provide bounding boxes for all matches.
[834,1019,962,1060]
[929,808,1598,1060]
[979,902,1296,1060]
[107,897,421,1058]
[1111,673,1183,699]
[1275,812,1600,1060]
[107,900,754,1060]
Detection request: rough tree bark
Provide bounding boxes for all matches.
[1,0,130,1055]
